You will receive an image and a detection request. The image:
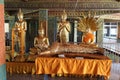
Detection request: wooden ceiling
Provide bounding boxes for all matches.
[4,0,120,16]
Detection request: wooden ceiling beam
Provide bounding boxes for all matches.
[4,0,120,16]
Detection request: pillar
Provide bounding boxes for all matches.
[117,22,120,42]
[97,19,104,43]
[74,21,77,43]
[0,0,6,80]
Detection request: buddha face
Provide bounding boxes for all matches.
[86,28,92,33]
[17,14,23,22]
[17,9,24,22]
[38,30,44,37]
[61,14,67,21]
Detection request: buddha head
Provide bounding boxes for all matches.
[17,8,24,22]
[86,28,92,33]
[61,10,67,21]
[38,22,45,37]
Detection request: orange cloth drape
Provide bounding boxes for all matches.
[35,57,112,78]
[83,32,94,43]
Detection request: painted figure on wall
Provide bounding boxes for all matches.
[11,8,27,60]
[57,10,71,43]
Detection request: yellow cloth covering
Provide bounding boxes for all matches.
[35,57,112,78]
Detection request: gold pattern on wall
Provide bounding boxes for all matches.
[24,10,120,18]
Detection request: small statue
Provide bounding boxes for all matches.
[82,28,95,44]
[77,11,101,45]
[30,22,49,55]
[34,23,49,54]
[27,22,49,61]
[57,10,71,43]
[11,8,27,61]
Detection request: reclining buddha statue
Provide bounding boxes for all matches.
[38,42,105,59]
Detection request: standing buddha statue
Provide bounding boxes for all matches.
[11,8,27,61]
[57,10,71,43]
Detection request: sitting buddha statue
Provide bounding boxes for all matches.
[34,23,49,54]
[77,11,100,47]
[27,23,49,61]
[82,28,95,44]
[11,8,27,61]
[57,10,71,43]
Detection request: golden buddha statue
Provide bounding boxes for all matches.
[30,22,49,55]
[77,11,100,45]
[34,23,49,54]
[11,8,27,61]
[27,22,49,61]
[57,10,71,43]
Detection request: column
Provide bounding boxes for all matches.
[117,22,120,42]
[74,21,77,43]
[0,0,6,80]
[97,19,104,43]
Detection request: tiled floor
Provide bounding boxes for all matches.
[109,63,120,80]
[99,42,120,80]
[7,73,106,80]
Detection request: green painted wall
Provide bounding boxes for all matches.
[48,17,57,45]
[26,19,38,52]
[0,0,4,4]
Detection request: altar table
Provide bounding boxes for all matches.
[35,57,112,79]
